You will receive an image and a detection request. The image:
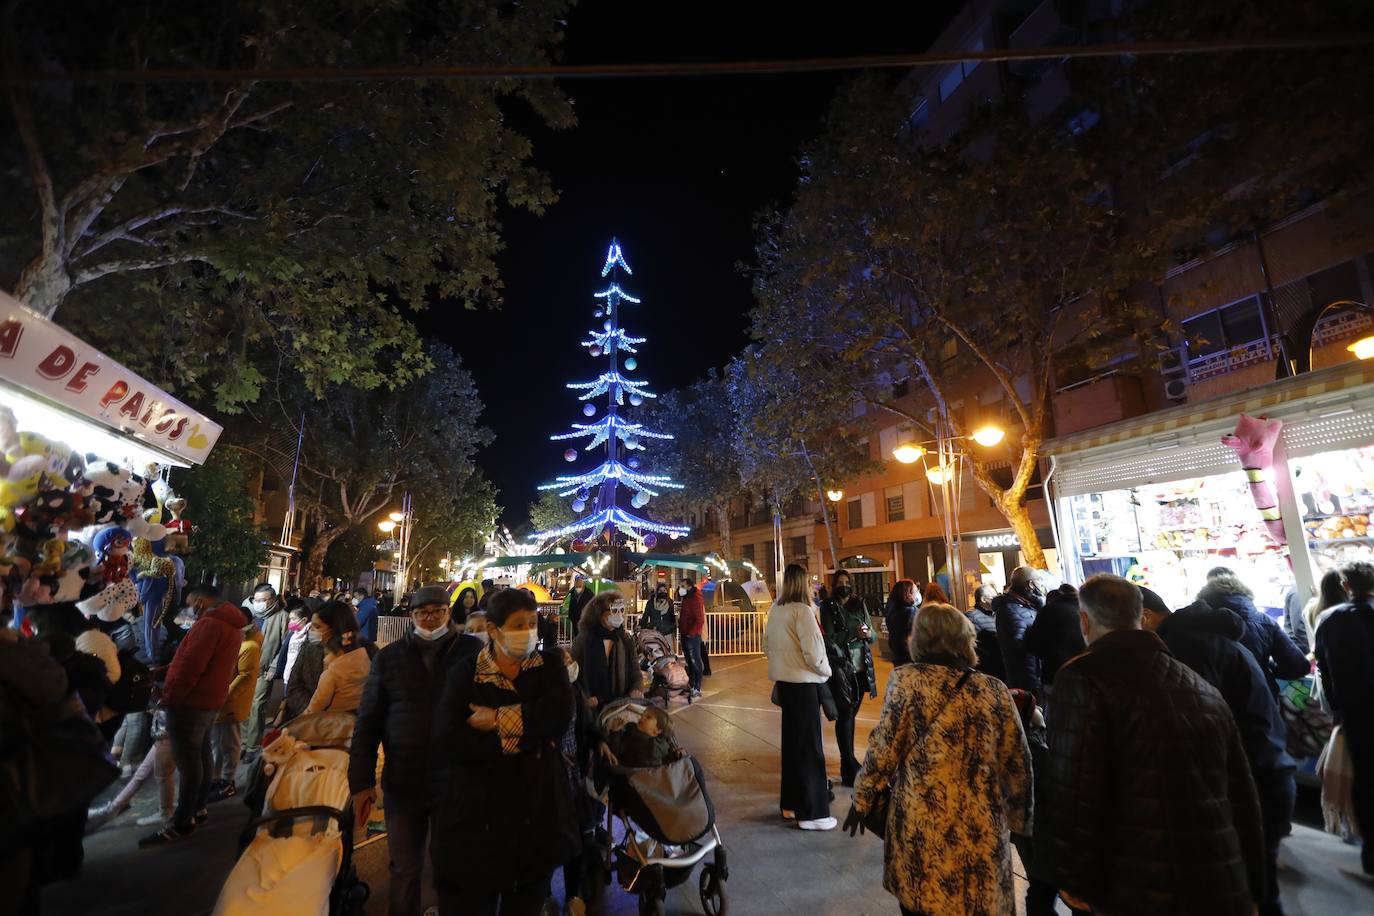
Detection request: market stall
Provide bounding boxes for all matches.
[1045,357,1374,611]
[0,291,221,652]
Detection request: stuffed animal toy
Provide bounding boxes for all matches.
[1221,414,1287,547]
[0,455,46,508]
[92,524,133,584]
[80,459,166,540]
[163,496,191,554]
[11,490,80,542]
[76,577,138,623]
[133,535,179,637]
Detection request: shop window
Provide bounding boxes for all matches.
[847,498,863,529]
[790,536,808,558]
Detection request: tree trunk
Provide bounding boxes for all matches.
[994,492,1046,570]
[713,501,733,560]
[799,440,840,572]
[15,255,72,318]
[304,524,348,591]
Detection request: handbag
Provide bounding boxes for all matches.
[862,667,973,839]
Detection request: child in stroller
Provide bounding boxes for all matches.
[635,629,693,705]
[212,711,369,916]
[592,698,728,916]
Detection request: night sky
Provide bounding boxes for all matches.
[431,1,963,524]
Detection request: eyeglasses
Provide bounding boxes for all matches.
[411,605,447,618]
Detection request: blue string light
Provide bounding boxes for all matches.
[601,239,633,277]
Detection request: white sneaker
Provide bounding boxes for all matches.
[136,811,171,827]
[798,816,837,831]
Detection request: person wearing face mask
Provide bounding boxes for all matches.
[139,584,247,847]
[994,567,1053,702]
[640,583,677,639]
[678,580,706,697]
[570,591,644,710]
[350,586,468,916]
[561,574,593,640]
[430,588,581,916]
[820,570,878,787]
[352,588,379,643]
[275,599,326,725]
[305,600,373,715]
[241,583,288,755]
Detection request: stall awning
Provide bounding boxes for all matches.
[479,553,589,568]
[0,291,222,467]
[1045,359,1374,498]
[624,552,711,573]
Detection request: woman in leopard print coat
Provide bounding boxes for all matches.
[852,603,1033,916]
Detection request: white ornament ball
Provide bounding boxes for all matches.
[624,358,638,371]
[603,320,613,331]
[572,499,586,513]
[594,308,603,318]
[632,492,649,508]
[589,346,602,358]
[563,449,577,462]
[627,457,641,469]
[583,403,596,417]
[629,395,643,407]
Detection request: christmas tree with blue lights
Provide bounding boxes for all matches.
[533,240,689,558]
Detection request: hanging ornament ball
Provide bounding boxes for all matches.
[624,357,638,371]
[627,456,641,469]
[643,533,659,549]
[632,491,649,508]
[669,532,682,541]
[582,403,596,417]
[629,395,644,407]
[594,308,604,318]
[563,449,578,462]
[571,538,587,553]
[575,487,589,501]
[603,320,614,331]
[589,346,602,358]
[572,499,586,513]
[624,439,639,451]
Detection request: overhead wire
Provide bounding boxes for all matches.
[1,34,1371,85]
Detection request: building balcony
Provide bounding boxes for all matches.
[1053,372,1148,437]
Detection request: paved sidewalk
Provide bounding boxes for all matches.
[46,653,1374,915]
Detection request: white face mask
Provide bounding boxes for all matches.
[566,661,580,683]
[469,628,489,645]
[414,623,449,641]
[352,597,362,606]
[678,587,687,597]
[497,627,539,659]
[251,599,268,614]
[608,613,625,629]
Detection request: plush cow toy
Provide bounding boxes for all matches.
[1221,414,1287,547]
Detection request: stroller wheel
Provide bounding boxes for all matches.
[699,865,728,916]
[637,894,665,916]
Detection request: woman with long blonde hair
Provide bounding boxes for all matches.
[764,564,835,830]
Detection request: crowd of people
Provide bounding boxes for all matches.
[765,559,1373,916]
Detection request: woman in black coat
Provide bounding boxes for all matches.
[429,588,580,916]
[569,591,642,710]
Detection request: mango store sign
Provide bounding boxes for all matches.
[975,532,1020,550]
[0,292,221,464]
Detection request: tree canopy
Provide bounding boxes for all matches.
[2,0,574,411]
[173,448,268,585]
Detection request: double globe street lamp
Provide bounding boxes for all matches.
[376,494,414,605]
[890,423,1005,609]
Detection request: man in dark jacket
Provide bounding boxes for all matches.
[562,574,593,640]
[1198,574,1309,698]
[1041,575,1264,915]
[350,585,469,916]
[1023,584,1086,691]
[994,567,1049,699]
[1142,589,1295,916]
[141,584,246,847]
[968,585,1005,682]
[1314,560,1374,876]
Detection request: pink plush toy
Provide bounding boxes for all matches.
[1221,414,1287,546]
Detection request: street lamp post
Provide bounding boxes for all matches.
[377,492,414,605]
[892,424,1004,609]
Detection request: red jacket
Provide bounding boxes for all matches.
[679,591,706,637]
[161,602,247,711]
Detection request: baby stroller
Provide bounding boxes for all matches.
[591,698,728,916]
[636,629,693,705]
[212,711,369,916]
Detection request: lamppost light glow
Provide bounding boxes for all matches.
[826,489,844,502]
[388,511,405,522]
[926,464,952,486]
[892,441,926,464]
[1348,336,1374,360]
[377,520,397,533]
[970,425,1006,447]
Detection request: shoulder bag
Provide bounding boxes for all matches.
[862,666,973,839]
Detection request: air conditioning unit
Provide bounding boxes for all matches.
[1164,377,1189,401]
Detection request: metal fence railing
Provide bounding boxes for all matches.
[378,600,770,658]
